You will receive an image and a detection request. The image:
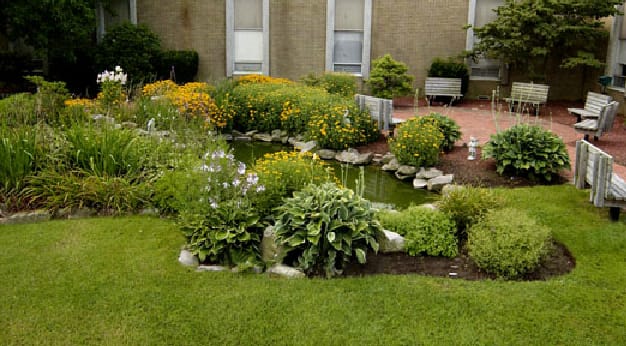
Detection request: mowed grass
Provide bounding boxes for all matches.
[1,185,625,345]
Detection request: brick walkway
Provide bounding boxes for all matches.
[392,100,626,181]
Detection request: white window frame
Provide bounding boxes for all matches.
[96,0,137,43]
[325,0,372,78]
[466,0,503,81]
[226,0,270,76]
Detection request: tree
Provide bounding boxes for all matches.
[366,54,414,99]
[470,0,621,78]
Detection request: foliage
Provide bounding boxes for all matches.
[468,208,551,279]
[470,0,621,77]
[235,75,293,86]
[417,113,461,152]
[427,57,470,94]
[274,182,382,278]
[305,103,379,150]
[25,76,70,124]
[177,147,265,266]
[96,66,127,115]
[0,125,46,195]
[481,124,570,182]
[0,93,38,126]
[158,50,199,83]
[300,72,357,97]
[437,186,503,236]
[366,54,415,99]
[252,151,336,217]
[96,22,162,83]
[142,80,179,97]
[388,117,443,167]
[378,206,458,257]
[168,82,227,129]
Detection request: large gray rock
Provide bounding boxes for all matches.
[271,129,283,142]
[381,158,399,172]
[335,149,373,165]
[233,136,253,142]
[381,153,395,164]
[267,265,305,279]
[253,133,273,142]
[261,226,284,263]
[378,230,405,253]
[427,174,454,192]
[316,149,337,160]
[0,210,51,225]
[294,140,317,153]
[395,170,415,181]
[178,249,199,267]
[413,178,428,189]
[196,265,228,272]
[397,165,417,176]
[416,167,443,179]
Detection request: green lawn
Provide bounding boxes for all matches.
[1,185,625,345]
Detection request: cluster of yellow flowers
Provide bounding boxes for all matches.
[306,106,367,149]
[141,80,178,97]
[389,118,443,166]
[64,98,96,109]
[254,151,338,188]
[236,75,293,85]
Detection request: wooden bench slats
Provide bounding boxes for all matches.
[574,140,625,220]
[574,101,619,141]
[568,92,611,121]
[355,94,404,132]
[425,77,463,105]
[504,82,550,116]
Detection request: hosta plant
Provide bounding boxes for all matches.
[273,182,383,278]
[481,124,570,182]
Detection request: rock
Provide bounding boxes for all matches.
[418,203,438,210]
[92,114,115,124]
[416,167,443,179]
[0,210,51,225]
[378,230,405,253]
[253,133,273,142]
[221,134,233,141]
[281,136,290,144]
[382,158,399,172]
[371,153,385,165]
[196,265,228,272]
[316,149,337,160]
[234,136,253,142]
[442,184,465,196]
[245,130,258,136]
[261,226,284,263]
[381,153,395,164]
[178,249,199,267]
[335,149,373,165]
[397,165,417,176]
[267,264,305,279]
[271,129,283,142]
[427,174,454,192]
[294,140,317,153]
[395,171,415,181]
[413,178,428,189]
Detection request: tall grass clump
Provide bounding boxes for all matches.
[0,126,45,195]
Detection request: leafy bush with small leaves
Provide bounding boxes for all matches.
[388,117,443,167]
[366,54,414,99]
[417,113,461,152]
[96,23,162,82]
[468,208,551,279]
[378,206,458,257]
[427,57,469,94]
[300,72,357,97]
[437,186,503,236]
[481,124,570,182]
[274,182,383,278]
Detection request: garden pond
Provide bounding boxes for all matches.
[230,141,438,209]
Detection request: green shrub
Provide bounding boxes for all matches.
[427,57,470,94]
[366,54,414,99]
[305,103,379,149]
[158,50,199,83]
[274,182,383,278]
[437,186,503,236]
[96,23,162,82]
[0,93,37,126]
[25,76,70,124]
[388,117,443,167]
[378,206,458,257]
[0,125,46,194]
[300,72,357,97]
[176,146,265,267]
[481,124,570,182]
[468,208,551,279]
[252,151,336,218]
[417,113,461,152]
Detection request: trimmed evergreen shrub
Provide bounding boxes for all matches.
[427,58,470,94]
[366,54,414,99]
[158,50,199,83]
[437,186,503,236]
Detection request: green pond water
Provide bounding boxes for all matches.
[231,141,438,209]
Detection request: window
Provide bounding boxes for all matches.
[466,0,504,81]
[227,0,269,76]
[326,0,371,77]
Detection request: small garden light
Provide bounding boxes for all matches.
[468,136,478,160]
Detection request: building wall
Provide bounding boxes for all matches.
[269,0,327,79]
[137,0,226,82]
[371,0,469,94]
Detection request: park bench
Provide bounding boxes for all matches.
[567,91,612,122]
[424,77,463,106]
[574,139,626,221]
[574,101,619,141]
[355,94,405,132]
[504,82,550,116]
